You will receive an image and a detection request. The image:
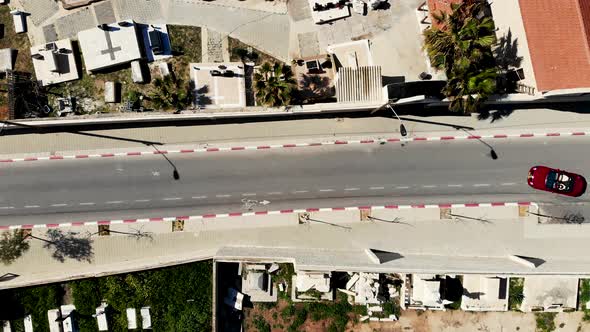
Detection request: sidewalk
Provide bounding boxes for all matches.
[4,202,590,290]
[1,108,590,159]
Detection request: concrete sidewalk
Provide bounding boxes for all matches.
[1,108,590,158]
[4,202,590,290]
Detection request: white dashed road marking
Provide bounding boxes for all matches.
[0,206,14,209]
[369,186,385,190]
[163,197,182,201]
[192,196,207,199]
[216,194,231,198]
[134,199,150,203]
[396,186,410,189]
[319,189,334,192]
[80,202,96,205]
[422,185,437,188]
[473,184,491,187]
[501,182,517,186]
[105,201,124,204]
[293,190,309,194]
[242,193,257,196]
[51,204,68,207]
[344,188,360,191]
[24,205,40,208]
[267,192,283,195]
[447,184,463,187]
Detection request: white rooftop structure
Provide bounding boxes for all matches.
[0,48,15,72]
[31,39,80,86]
[409,274,445,310]
[47,309,61,332]
[190,62,246,109]
[140,307,152,329]
[242,264,277,302]
[126,308,137,329]
[521,276,579,312]
[347,272,381,305]
[60,305,76,332]
[96,303,108,331]
[327,40,374,69]
[296,271,331,293]
[141,24,172,62]
[334,66,383,104]
[461,275,509,311]
[10,10,26,34]
[309,0,350,24]
[77,20,141,72]
[23,315,32,332]
[2,321,10,332]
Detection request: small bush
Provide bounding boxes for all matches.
[509,278,525,311]
[535,312,556,332]
[253,315,271,332]
[288,307,307,332]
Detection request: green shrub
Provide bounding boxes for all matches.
[1,284,63,332]
[352,305,368,316]
[282,304,295,319]
[509,278,525,311]
[288,307,307,332]
[253,315,271,332]
[535,312,556,332]
[71,279,102,331]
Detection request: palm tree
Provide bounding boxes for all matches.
[423,0,497,114]
[149,75,191,111]
[253,62,296,107]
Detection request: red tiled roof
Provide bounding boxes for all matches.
[519,0,590,91]
[427,0,463,29]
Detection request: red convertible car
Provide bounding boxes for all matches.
[527,166,587,197]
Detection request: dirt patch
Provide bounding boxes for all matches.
[168,25,201,82]
[228,37,284,66]
[0,6,33,73]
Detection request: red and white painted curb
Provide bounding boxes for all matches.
[0,130,587,163]
[0,201,535,230]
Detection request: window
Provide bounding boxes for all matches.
[545,170,574,192]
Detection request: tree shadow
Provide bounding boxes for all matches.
[494,29,522,71]
[463,290,485,300]
[195,84,213,107]
[294,74,335,104]
[42,229,94,263]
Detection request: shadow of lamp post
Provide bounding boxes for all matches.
[386,104,407,137]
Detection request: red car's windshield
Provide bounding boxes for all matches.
[545,170,574,192]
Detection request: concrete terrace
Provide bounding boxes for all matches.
[4,204,590,289]
[11,0,292,62]
[10,0,431,78]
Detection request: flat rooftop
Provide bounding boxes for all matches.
[461,275,508,311]
[77,20,142,72]
[31,39,80,86]
[327,39,373,68]
[190,62,246,109]
[521,276,579,311]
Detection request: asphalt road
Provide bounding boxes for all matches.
[1,137,589,225]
